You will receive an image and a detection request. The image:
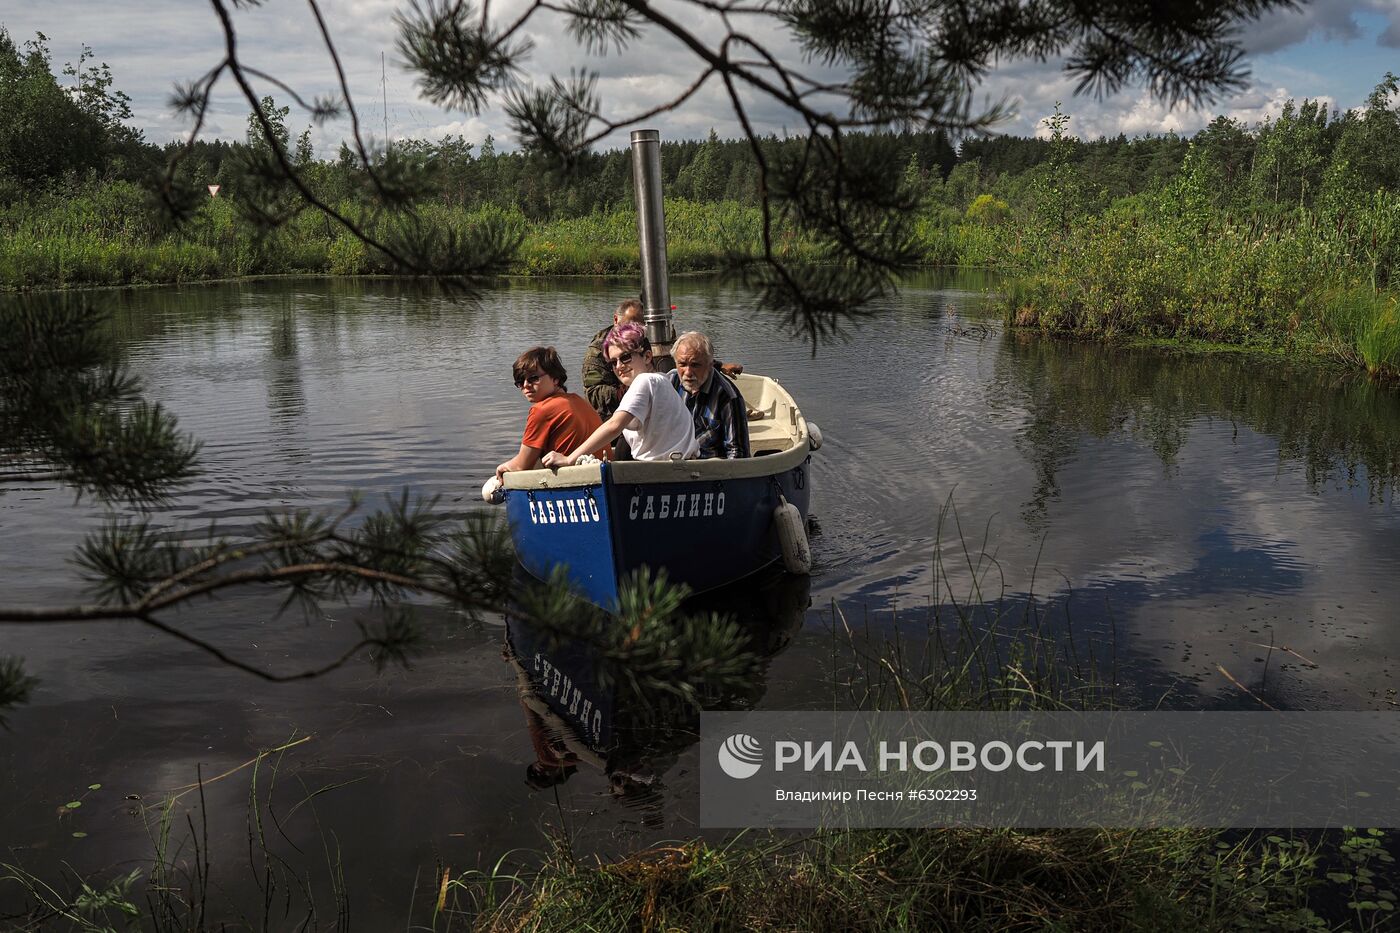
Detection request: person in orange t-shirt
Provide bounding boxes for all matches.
[495,346,611,481]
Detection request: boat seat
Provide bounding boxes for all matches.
[748,422,795,455]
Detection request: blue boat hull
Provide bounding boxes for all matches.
[504,452,811,608]
[505,480,621,605]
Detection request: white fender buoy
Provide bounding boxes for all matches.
[774,495,811,575]
[482,476,505,504]
[807,421,823,450]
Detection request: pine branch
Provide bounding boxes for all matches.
[209,0,421,270]
[1,293,201,504]
[0,507,507,688]
[303,0,395,203]
[0,658,38,729]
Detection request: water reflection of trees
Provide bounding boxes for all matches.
[503,571,809,803]
[996,333,1400,525]
[99,277,630,348]
[266,299,308,428]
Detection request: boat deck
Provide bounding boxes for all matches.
[734,373,802,455]
[747,420,796,454]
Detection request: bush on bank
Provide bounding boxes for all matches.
[982,145,1400,379]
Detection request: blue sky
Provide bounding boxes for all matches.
[3,1,1398,155]
[1249,9,1396,103]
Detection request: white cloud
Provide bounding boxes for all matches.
[1224,87,1339,126]
[1244,0,1366,53]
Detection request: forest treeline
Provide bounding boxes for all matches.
[3,26,1399,373]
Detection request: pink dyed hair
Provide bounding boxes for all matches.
[602,321,650,356]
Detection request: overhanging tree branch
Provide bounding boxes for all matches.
[211,0,424,272]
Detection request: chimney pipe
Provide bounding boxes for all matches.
[630,129,673,348]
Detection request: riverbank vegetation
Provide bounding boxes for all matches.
[460,828,1395,931]
[0,183,827,286]
[968,89,1400,380]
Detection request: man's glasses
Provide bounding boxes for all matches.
[514,371,544,387]
[608,350,640,370]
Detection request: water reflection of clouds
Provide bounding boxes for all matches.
[799,279,1400,709]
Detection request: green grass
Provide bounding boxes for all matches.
[1319,286,1400,379]
[454,828,1349,932]
[0,187,823,288]
[9,177,1400,383]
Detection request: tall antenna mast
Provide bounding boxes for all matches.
[381,51,389,144]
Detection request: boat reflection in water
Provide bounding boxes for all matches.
[502,569,810,803]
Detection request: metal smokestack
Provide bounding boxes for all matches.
[630,129,673,348]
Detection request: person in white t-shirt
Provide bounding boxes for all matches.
[541,321,700,466]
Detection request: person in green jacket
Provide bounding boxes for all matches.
[581,297,644,419]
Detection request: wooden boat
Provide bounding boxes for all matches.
[496,129,818,608]
[501,373,815,606]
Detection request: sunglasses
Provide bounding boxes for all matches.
[514,371,545,387]
[608,349,644,370]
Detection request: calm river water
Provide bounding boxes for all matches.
[2,272,1398,923]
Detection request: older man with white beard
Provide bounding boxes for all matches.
[668,331,750,460]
